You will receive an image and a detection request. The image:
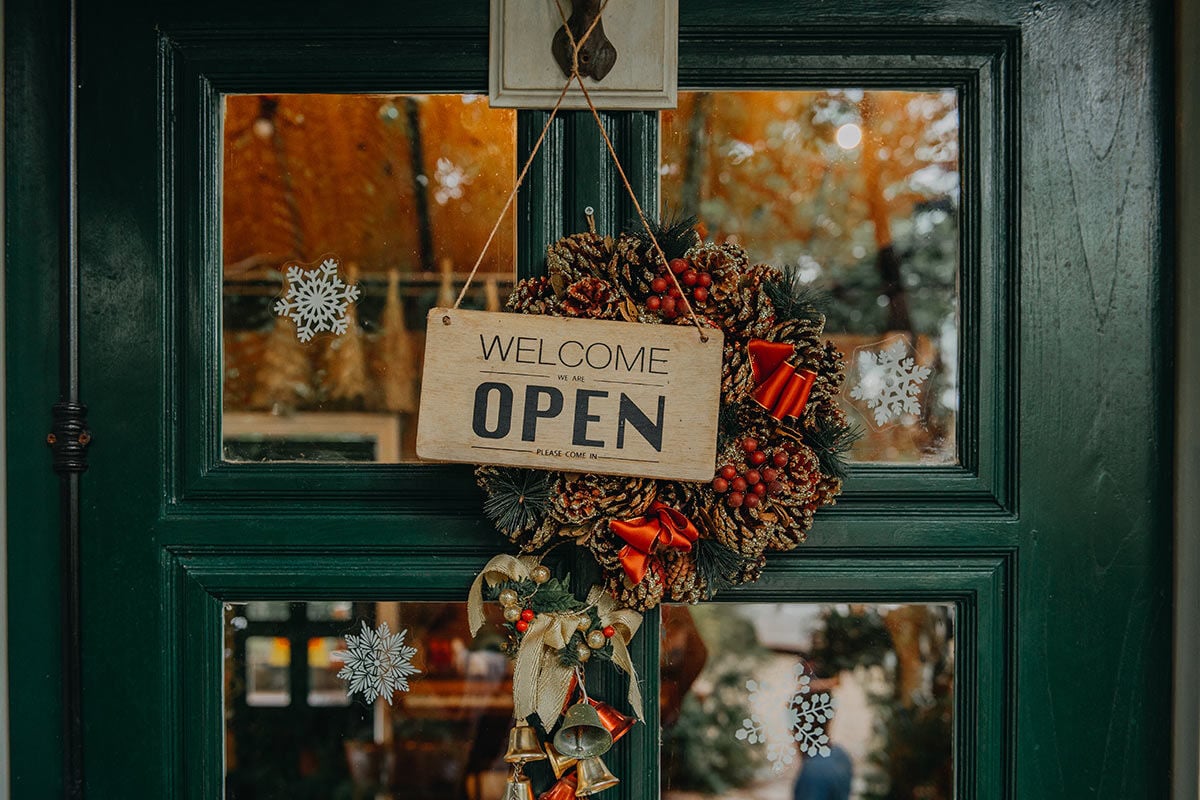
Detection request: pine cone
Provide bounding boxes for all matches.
[506,276,560,316]
[707,262,777,341]
[560,277,620,320]
[662,550,705,604]
[762,441,823,552]
[686,242,748,276]
[547,233,613,285]
[549,473,656,525]
[805,341,847,419]
[607,568,666,612]
[721,341,754,406]
[731,554,768,586]
[611,233,661,298]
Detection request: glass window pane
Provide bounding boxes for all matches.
[244,636,292,707]
[306,601,355,622]
[220,94,517,464]
[308,637,353,707]
[662,603,954,799]
[244,601,292,622]
[225,601,516,799]
[661,90,960,464]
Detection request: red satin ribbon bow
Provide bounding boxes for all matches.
[608,501,699,585]
[748,339,817,421]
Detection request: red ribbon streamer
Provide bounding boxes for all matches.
[748,339,817,421]
[608,501,699,585]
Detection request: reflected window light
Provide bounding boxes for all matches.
[835,123,863,150]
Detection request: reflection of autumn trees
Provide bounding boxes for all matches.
[663,91,960,462]
[222,95,516,457]
[223,94,516,276]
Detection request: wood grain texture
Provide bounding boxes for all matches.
[2,1,1172,799]
[416,308,722,480]
[1175,0,1198,796]
[1018,0,1171,796]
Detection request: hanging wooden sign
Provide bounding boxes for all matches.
[416,308,722,481]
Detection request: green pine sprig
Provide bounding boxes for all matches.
[693,538,745,600]
[804,417,864,480]
[482,467,554,535]
[764,265,828,326]
[628,210,701,262]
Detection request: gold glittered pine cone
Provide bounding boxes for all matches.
[549,473,656,525]
[560,277,621,320]
[706,262,778,342]
[686,242,749,277]
[721,341,754,406]
[505,276,560,316]
[546,232,613,285]
[761,439,824,552]
[661,549,705,604]
[804,340,848,419]
[607,567,666,612]
[611,233,661,298]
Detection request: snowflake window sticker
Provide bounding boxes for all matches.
[332,621,421,705]
[274,256,361,343]
[735,666,836,772]
[849,338,932,427]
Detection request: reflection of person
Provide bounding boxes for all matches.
[792,744,852,800]
[793,674,851,800]
[659,606,708,727]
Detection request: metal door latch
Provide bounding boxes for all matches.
[47,401,91,474]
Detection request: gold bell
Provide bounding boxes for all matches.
[588,698,636,744]
[552,702,613,759]
[574,755,620,796]
[537,772,578,800]
[502,764,537,800]
[505,719,548,764]
[544,742,579,779]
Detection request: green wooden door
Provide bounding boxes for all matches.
[5,0,1172,798]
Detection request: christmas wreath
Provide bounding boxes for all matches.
[476,218,859,611]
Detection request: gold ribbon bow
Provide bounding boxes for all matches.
[513,611,589,729]
[587,586,645,721]
[467,553,540,637]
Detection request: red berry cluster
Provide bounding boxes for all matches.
[514,608,536,633]
[645,257,712,319]
[711,437,791,510]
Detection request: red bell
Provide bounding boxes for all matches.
[538,772,578,800]
[587,698,636,743]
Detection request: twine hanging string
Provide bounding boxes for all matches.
[452,0,709,343]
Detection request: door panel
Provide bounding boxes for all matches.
[3,1,1172,798]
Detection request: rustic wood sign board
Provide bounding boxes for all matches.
[417,308,723,481]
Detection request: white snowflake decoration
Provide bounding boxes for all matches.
[787,669,836,757]
[274,257,361,343]
[734,667,836,771]
[850,339,932,425]
[332,621,420,705]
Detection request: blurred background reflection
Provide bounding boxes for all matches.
[220,90,959,467]
[224,600,517,799]
[220,94,517,464]
[661,603,955,800]
[662,91,960,463]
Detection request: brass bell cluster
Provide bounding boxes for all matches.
[503,719,547,800]
[539,698,636,798]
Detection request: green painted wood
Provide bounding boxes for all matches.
[3,0,69,795]
[4,0,1173,798]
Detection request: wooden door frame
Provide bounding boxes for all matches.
[2,0,1190,798]
[1174,0,1200,796]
